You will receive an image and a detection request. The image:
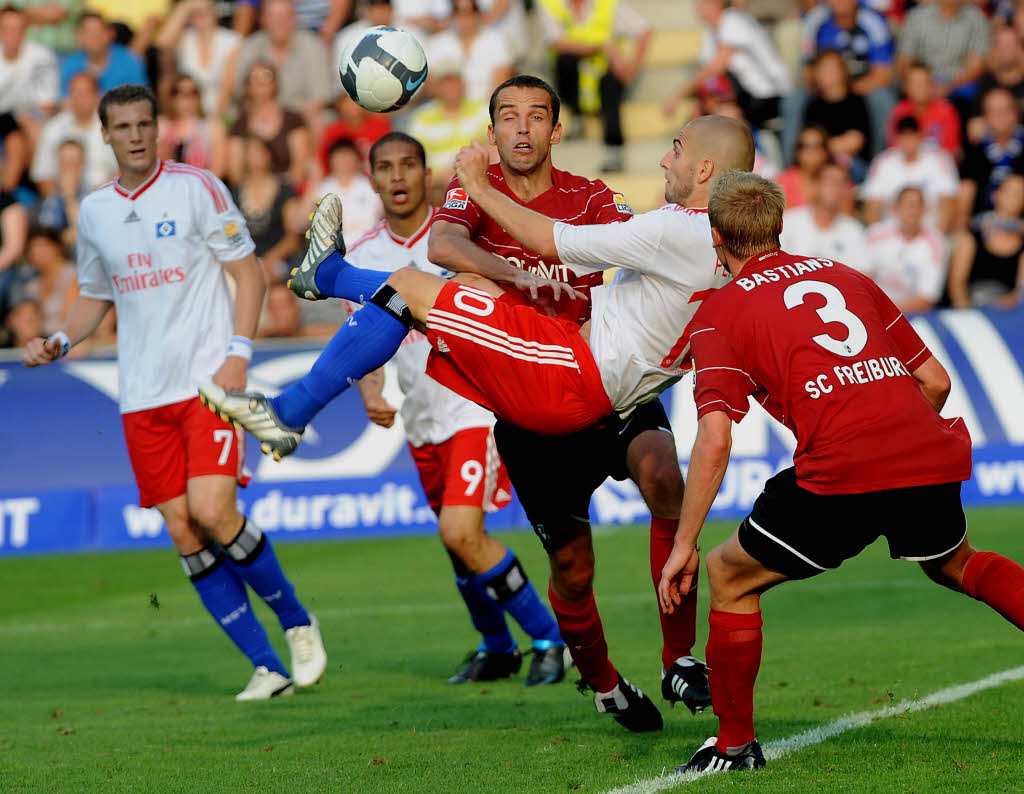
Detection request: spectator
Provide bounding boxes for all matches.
[780,160,868,265]
[969,26,1024,144]
[788,0,895,160]
[0,188,27,274]
[258,282,305,338]
[31,72,116,194]
[21,226,77,333]
[887,62,961,156]
[156,0,242,118]
[158,73,226,177]
[864,186,948,313]
[59,12,147,96]
[318,92,391,175]
[476,0,528,64]
[429,0,513,105]
[949,174,1024,308]
[34,138,85,250]
[665,0,788,132]
[896,0,989,113]
[0,111,29,195]
[228,61,312,189]
[861,115,959,233]
[407,59,489,193]
[391,0,448,38]
[541,0,652,173]
[315,137,382,246]
[18,0,83,56]
[0,5,59,131]
[775,124,853,213]
[958,86,1024,228]
[232,135,302,284]
[0,267,41,348]
[228,0,332,132]
[334,0,394,79]
[292,0,351,45]
[803,49,870,180]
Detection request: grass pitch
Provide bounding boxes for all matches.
[2,508,1023,793]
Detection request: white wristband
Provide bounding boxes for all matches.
[48,330,71,359]
[225,335,253,362]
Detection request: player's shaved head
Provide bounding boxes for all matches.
[660,114,753,206]
[681,115,755,174]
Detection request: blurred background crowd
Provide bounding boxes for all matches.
[0,0,1022,354]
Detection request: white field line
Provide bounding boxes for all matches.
[0,578,925,636]
[606,664,1024,794]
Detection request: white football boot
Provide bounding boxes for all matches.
[198,382,303,460]
[235,666,295,701]
[285,615,328,687]
[287,193,345,301]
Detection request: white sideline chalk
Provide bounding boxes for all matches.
[605,664,1024,794]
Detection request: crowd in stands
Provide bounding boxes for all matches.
[0,0,1021,351]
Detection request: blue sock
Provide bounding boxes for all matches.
[224,520,310,632]
[477,550,562,646]
[270,299,409,429]
[455,574,517,653]
[183,545,288,676]
[313,250,391,302]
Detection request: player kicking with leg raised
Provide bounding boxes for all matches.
[424,76,709,712]
[658,170,1024,773]
[199,114,754,729]
[346,131,567,686]
[24,85,326,701]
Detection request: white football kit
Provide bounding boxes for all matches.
[77,160,256,413]
[553,205,731,414]
[345,208,497,447]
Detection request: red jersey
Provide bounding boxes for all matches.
[434,164,632,325]
[687,249,972,495]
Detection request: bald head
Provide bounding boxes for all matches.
[683,115,756,173]
[660,114,755,206]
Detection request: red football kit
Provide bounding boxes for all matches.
[433,163,632,325]
[688,249,972,495]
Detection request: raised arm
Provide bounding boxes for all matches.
[658,410,733,612]
[454,141,559,259]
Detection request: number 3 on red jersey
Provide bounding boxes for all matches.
[783,280,867,357]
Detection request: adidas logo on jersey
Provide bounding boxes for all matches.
[124,209,140,223]
[436,337,450,353]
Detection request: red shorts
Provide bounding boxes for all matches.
[409,426,512,515]
[122,396,247,507]
[424,282,613,434]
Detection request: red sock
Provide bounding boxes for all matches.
[962,551,1024,630]
[707,607,762,752]
[650,516,697,669]
[548,582,618,693]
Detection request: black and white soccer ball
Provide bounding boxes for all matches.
[338,26,428,113]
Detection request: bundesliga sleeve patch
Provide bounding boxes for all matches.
[224,220,245,247]
[444,187,469,210]
[612,193,633,214]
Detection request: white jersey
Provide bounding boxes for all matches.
[864,219,948,305]
[553,205,731,414]
[76,160,255,413]
[345,208,496,447]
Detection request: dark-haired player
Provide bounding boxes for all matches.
[426,74,713,715]
[349,131,567,686]
[23,85,327,700]
[659,170,1024,773]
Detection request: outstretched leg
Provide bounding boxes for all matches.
[921,538,1024,630]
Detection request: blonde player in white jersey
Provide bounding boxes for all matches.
[23,85,326,701]
[200,114,754,728]
[342,132,568,686]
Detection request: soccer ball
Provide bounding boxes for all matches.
[338,26,428,113]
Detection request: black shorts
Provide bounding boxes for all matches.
[738,467,968,580]
[494,398,673,552]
